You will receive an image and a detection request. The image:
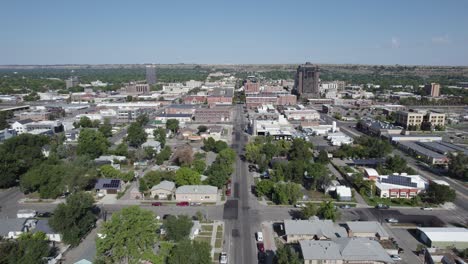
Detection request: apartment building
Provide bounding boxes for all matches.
[395,111,445,129]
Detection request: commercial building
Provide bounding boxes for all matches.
[283,219,347,243]
[166,104,199,115]
[146,64,157,85]
[357,118,404,137]
[194,107,233,123]
[19,111,51,121]
[183,95,207,104]
[162,83,191,95]
[175,185,218,203]
[12,119,33,134]
[283,107,320,121]
[26,120,64,134]
[244,79,260,94]
[124,82,150,95]
[206,96,232,106]
[395,140,466,165]
[371,172,428,199]
[345,221,390,240]
[294,62,320,98]
[417,227,468,250]
[395,111,445,129]
[155,113,193,123]
[424,83,441,97]
[299,237,394,264]
[245,93,297,109]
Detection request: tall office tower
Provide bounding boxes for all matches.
[424,83,441,97]
[146,64,157,85]
[293,62,320,98]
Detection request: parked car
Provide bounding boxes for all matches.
[190,202,202,206]
[390,255,402,261]
[386,218,399,223]
[375,204,390,209]
[220,252,228,264]
[151,202,162,206]
[256,232,263,242]
[295,203,306,208]
[176,201,189,206]
[340,205,351,209]
[226,189,231,196]
[257,242,265,252]
[37,212,53,218]
[421,207,433,211]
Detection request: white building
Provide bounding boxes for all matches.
[373,173,428,199]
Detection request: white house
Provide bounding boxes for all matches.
[150,180,176,199]
[12,119,33,134]
[141,139,162,153]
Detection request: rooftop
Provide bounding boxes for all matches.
[175,185,217,195]
[94,179,121,190]
[151,180,175,191]
[283,219,347,238]
[417,227,468,242]
[345,221,389,238]
[300,237,394,263]
[0,219,26,236]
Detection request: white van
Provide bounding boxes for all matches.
[256,232,263,242]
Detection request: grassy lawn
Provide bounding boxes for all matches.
[198,231,212,236]
[215,239,222,248]
[201,225,214,232]
[303,189,334,201]
[194,236,211,244]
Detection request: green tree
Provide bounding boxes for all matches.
[23,92,40,101]
[448,153,468,181]
[245,142,261,163]
[203,137,216,152]
[163,215,194,241]
[113,142,129,157]
[49,192,97,246]
[275,245,302,264]
[421,121,432,131]
[255,180,275,197]
[214,140,229,153]
[136,114,149,126]
[0,134,49,188]
[77,116,93,128]
[153,127,167,148]
[127,122,147,148]
[156,146,172,165]
[99,165,134,182]
[168,239,211,264]
[166,119,180,134]
[289,138,312,161]
[318,201,340,221]
[77,129,109,158]
[272,182,302,205]
[98,118,113,138]
[0,111,11,130]
[423,182,456,204]
[197,125,208,133]
[301,203,317,219]
[192,159,206,174]
[316,150,329,164]
[0,232,51,264]
[175,167,201,186]
[96,206,158,264]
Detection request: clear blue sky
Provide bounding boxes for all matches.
[1,0,467,65]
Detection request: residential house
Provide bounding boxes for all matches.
[94,179,123,195]
[150,180,176,199]
[300,237,395,264]
[141,139,161,153]
[175,185,218,203]
[283,219,347,243]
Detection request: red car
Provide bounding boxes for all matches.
[257,242,265,252]
[225,189,231,196]
[151,202,162,206]
[176,201,189,206]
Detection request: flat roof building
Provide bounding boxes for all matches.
[417,227,468,250]
[294,62,320,98]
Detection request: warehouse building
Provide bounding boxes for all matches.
[417,227,468,250]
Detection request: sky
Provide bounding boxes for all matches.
[1,0,468,66]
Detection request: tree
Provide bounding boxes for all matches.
[255,180,274,197]
[202,137,216,152]
[23,92,40,101]
[98,118,113,138]
[214,140,229,153]
[156,146,172,165]
[77,129,109,159]
[289,138,312,161]
[423,182,456,204]
[49,192,97,246]
[168,239,211,264]
[245,142,261,163]
[96,206,158,263]
[77,116,93,128]
[272,182,302,205]
[197,125,208,133]
[0,232,52,264]
[99,165,134,182]
[113,142,129,157]
[316,150,329,164]
[153,127,167,148]
[166,119,179,134]
[275,245,302,264]
[127,122,147,148]
[448,153,468,181]
[136,114,149,126]
[175,167,201,186]
[0,111,11,130]
[420,121,432,131]
[163,215,194,241]
[383,155,410,173]
[172,144,193,166]
[192,159,206,174]
[318,201,340,221]
[0,134,49,188]
[301,203,317,219]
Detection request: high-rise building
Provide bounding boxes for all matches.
[146,64,157,85]
[294,63,320,98]
[424,83,441,97]
[65,76,80,89]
